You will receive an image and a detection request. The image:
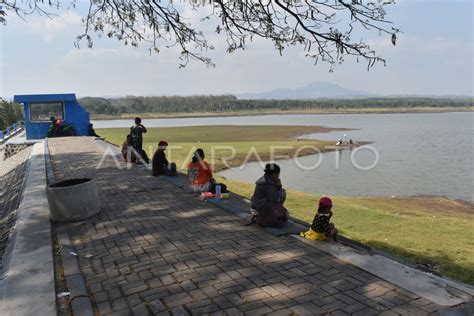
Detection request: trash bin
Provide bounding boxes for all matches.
[46,178,101,222]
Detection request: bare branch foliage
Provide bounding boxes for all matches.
[2,1,399,69]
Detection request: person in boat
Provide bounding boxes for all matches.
[336,139,343,146]
[152,141,176,176]
[251,163,288,228]
[349,139,354,145]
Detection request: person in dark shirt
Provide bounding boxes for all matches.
[152,141,176,176]
[47,117,76,137]
[301,196,338,242]
[130,117,147,150]
[47,117,62,137]
[88,123,100,137]
[130,117,149,163]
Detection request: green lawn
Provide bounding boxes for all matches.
[97,125,474,285]
[97,125,339,171]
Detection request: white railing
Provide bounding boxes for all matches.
[0,121,24,144]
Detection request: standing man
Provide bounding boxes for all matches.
[130,117,149,163]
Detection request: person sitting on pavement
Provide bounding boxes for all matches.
[47,117,76,137]
[88,123,100,137]
[187,148,213,192]
[59,120,76,136]
[121,135,136,163]
[47,117,66,137]
[187,148,228,193]
[300,196,339,242]
[152,141,177,176]
[250,163,288,228]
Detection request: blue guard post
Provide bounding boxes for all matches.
[13,93,91,140]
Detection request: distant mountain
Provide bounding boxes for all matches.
[237,82,373,100]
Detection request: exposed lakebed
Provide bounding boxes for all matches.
[94,112,473,202]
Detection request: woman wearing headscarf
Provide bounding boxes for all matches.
[251,163,288,228]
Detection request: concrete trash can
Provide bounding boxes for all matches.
[46,178,101,222]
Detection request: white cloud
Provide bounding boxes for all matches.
[17,11,83,43]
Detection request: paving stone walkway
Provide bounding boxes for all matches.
[48,137,443,315]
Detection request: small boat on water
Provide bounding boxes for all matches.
[335,144,357,149]
[329,140,360,150]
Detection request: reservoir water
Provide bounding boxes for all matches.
[93,112,474,202]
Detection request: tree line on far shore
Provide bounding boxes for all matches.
[78,95,473,115]
[1,95,472,129]
[0,99,23,131]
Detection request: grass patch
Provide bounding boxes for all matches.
[97,124,474,285]
[218,177,474,285]
[97,125,339,171]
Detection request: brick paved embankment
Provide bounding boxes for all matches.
[0,146,31,270]
[48,137,442,316]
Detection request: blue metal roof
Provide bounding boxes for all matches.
[14,93,77,103]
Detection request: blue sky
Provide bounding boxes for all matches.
[1,0,473,98]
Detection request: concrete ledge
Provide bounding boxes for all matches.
[294,235,473,307]
[44,138,55,185]
[0,142,56,315]
[71,297,94,316]
[57,233,93,316]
